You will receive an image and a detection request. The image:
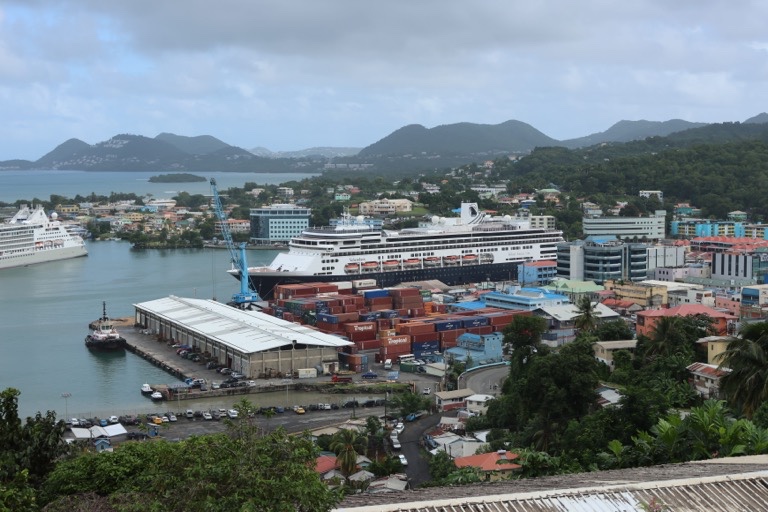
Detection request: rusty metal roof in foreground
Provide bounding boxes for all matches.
[336,460,768,512]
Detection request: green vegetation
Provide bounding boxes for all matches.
[148,173,206,183]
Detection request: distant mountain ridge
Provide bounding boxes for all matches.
[0,114,766,172]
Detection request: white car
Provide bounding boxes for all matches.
[394,422,405,435]
[185,409,194,419]
[227,409,239,419]
[398,454,408,466]
[69,418,80,427]
[108,415,119,424]
[168,413,177,422]
[202,411,212,420]
[422,387,431,395]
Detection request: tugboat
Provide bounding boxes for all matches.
[85,302,127,350]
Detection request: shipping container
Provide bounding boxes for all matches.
[352,279,377,289]
[344,321,377,334]
[462,316,490,328]
[380,334,412,347]
[295,368,318,379]
[362,289,390,299]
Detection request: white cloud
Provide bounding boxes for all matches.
[0,0,766,159]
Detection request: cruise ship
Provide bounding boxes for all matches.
[0,205,88,270]
[235,203,564,299]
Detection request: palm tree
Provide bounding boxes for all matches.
[330,429,367,479]
[573,296,599,334]
[718,322,768,418]
[641,316,684,358]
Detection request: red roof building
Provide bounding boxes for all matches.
[636,304,737,337]
[454,450,521,481]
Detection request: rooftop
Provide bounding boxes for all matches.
[335,457,768,511]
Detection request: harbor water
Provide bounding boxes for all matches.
[0,240,288,419]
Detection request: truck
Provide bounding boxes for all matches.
[331,374,353,383]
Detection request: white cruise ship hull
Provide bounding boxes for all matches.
[0,205,88,270]
[0,244,88,270]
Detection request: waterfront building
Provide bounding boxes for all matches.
[249,204,311,245]
[133,296,351,378]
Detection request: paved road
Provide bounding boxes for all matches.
[462,364,509,396]
[398,412,441,487]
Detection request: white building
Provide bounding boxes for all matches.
[249,204,311,244]
[582,211,667,240]
[639,190,664,201]
[358,198,413,215]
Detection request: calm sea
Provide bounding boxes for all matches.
[0,241,283,419]
[0,170,318,419]
[0,170,319,204]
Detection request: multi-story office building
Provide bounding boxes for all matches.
[557,236,648,284]
[249,204,311,245]
[582,211,666,240]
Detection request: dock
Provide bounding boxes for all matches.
[114,318,304,401]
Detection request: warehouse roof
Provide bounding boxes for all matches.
[134,296,352,353]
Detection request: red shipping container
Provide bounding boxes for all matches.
[411,332,439,344]
[282,312,294,322]
[441,338,458,349]
[344,321,377,334]
[342,345,358,354]
[397,322,435,335]
[348,331,377,343]
[389,287,421,297]
[380,334,411,347]
[355,339,382,351]
[409,308,426,318]
[439,329,465,343]
[366,296,393,306]
[316,321,342,332]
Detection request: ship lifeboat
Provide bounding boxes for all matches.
[403,258,421,268]
[344,262,360,274]
[479,253,494,263]
[382,260,400,271]
[423,257,440,267]
[462,254,478,264]
[442,255,460,265]
[361,261,380,272]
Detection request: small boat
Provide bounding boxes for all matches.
[403,258,421,268]
[382,260,400,271]
[85,302,127,350]
[462,254,478,264]
[442,255,459,265]
[344,263,360,274]
[361,261,379,272]
[150,391,164,401]
[140,383,153,395]
[423,257,440,266]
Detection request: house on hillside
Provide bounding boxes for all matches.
[454,450,521,481]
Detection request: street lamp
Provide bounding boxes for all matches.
[61,392,71,420]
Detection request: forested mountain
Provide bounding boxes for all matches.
[155,133,232,155]
[560,119,707,148]
[358,120,558,156]
[495,122,768,220]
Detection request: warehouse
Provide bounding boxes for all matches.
[133,296,351,378]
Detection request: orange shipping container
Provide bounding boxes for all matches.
[380,334,411,347]
[344,321,377,334]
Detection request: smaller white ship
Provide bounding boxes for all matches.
[0,204,87,270]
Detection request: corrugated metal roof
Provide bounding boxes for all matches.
[336,470,768,512]
[134,296,352,353]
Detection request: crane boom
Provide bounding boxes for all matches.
[209,178,261,306]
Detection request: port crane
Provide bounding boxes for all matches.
[209,178,261,307]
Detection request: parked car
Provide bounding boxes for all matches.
[398,454,408,466]
[168,413,177,422]
[219,368,232,374]
[202,411,212,420]
[227,409,239,419]
[230,371,245,379]
[390,436,401,450]
[185,409,194,419]
[294,407,306,415]
[361,371,378,379]
[394,422,405,434]
[423,387,431,395]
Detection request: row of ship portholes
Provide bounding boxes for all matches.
[342,253,494,274]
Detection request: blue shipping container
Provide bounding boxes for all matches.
[434,320,461,331]
[317,313,339,324]
[363,289,390,299]
[412,340,440,352]
[462,316,489,328]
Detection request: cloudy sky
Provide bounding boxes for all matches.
[1,1,766,160]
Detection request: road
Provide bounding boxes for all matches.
[461,364,509,396]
